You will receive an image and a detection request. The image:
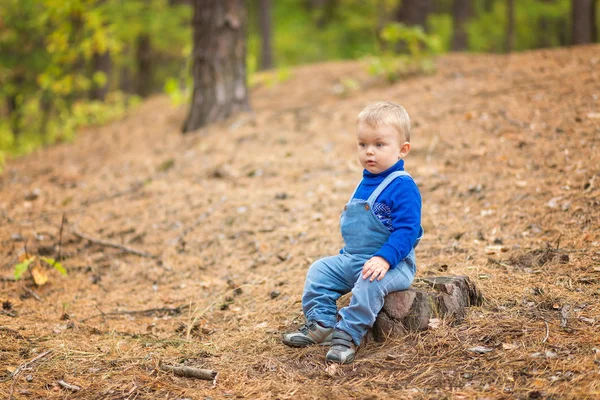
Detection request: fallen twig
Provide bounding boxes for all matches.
[1,310,17,317]
[33,183,145,219]
[57,214,66,263]
[80,304,190,322]
[487,258,513,268]
[72,229,157,259]
[23,287,41,301]
[57,379,81,392]
[3,349,53,390]
[159,361,217,381]
[560,304,570,328]
[542,321,550,343]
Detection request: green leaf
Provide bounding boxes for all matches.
[14,259,33,280]
[41,257,67,275]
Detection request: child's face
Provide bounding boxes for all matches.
[356,122,410,174]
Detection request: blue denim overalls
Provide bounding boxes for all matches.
[302,171,422,345]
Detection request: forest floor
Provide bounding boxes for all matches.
[1,45,599,400]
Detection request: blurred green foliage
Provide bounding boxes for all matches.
[0,0,591,169]
[0,0,189,168]
[467,0,571,52]
[366,23,441,83]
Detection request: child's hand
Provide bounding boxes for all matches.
[362,256,390,281]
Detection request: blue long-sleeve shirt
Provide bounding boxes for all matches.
[344,159,422,268]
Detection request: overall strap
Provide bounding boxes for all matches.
[367,171,411,205]
[347,180,363,203]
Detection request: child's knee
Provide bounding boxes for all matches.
[353,276,387,297]
[306,259,327,280]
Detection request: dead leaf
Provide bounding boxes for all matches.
[31,260,49,286]
[485,245,508,255]
[532,378,546,388]
[502,343,518,350]
[325,363,338,376]
[515,180,527,187]
[579,317,595,324]
[467,346,493,354]
[428,318,441,329]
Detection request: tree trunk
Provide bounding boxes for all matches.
[90,51,112,101]
[6,94,21,138]
[395,0,432,29]
[572,0,597,44]
[538,0,551,48]
[183,0,250,133]
[451,0,471,51]
[136,34,152,97]
[303,0,337,28]
[6,74,24,138]
[371,276,483,342]
[258,0,273,70]
[505,0,515,52]
[483,0,494,12]
[39,93,53,140]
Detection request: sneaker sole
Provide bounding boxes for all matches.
[326,353,355,364]
[282,338,332,347]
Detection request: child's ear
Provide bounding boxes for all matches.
[399,142,411,159]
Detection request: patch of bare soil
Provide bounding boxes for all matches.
[1,45,599,399]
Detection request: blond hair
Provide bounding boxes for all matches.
[357,101,411,142]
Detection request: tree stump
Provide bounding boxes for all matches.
[371,276,483,342]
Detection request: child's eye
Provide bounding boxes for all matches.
[376,143,384,148]
[358,143,366,148]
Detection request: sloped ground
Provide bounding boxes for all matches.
[1,45,599,399]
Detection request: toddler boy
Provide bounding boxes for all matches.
[282,101,423,364]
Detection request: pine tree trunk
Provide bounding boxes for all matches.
[395,0,432,29]
[90,51,112,101]
[136,34,152,97]
[538,0,551,48]
[451,0,471,51]
[505,0,515,52]
[183,0,250,133]
[258,0,273,70]
[6,93,21,138]
[572,0,597,44]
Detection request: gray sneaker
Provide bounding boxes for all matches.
[325,330,356,364]
[282,321,334,347]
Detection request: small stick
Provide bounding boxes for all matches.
[94,304,108,319]
[80,304,190,322]
[560,304,570,328]
[487,258,513,268]
[159,362,217,381]
[542,321,550,343]
[57,214,66,262]
[3,349,53,387]
[23,287,41,301]
[57,380,81,392]
[72,229,157,259]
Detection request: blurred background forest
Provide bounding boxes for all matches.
[0,0,597,168]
